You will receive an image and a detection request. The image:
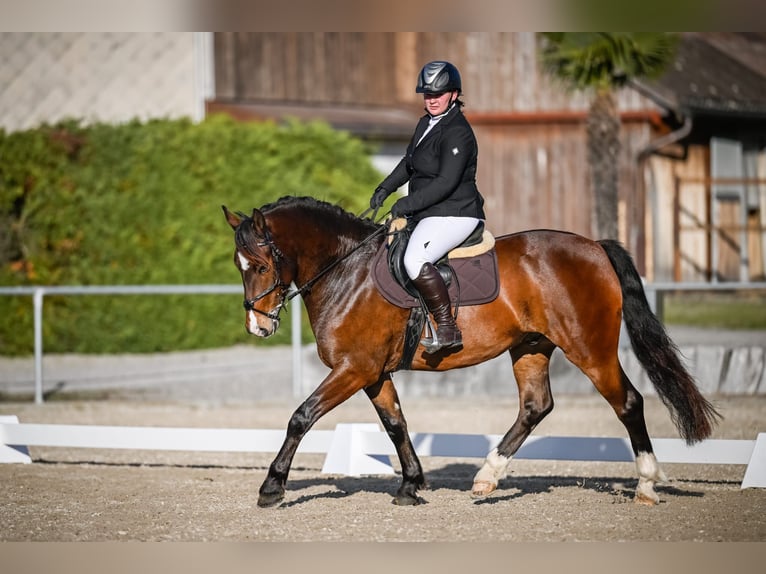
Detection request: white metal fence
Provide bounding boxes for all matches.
[0,284,303,403]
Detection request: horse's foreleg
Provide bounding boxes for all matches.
[365,373,426,505]
[257,396,317,507]
[258,368,368,508]
[472,347,554,498]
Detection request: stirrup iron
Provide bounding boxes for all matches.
[420,316,442,353]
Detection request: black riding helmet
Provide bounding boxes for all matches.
[416,61,462,95]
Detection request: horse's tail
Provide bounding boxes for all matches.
[598,239,721,444]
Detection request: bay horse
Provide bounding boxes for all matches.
[222,196,719,508]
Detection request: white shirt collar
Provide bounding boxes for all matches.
[417,103,455,146]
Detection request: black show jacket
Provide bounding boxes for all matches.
[379,104,485,222]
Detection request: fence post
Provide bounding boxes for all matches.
[33,288,44,405]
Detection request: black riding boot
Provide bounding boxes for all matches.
[412,262,463,351]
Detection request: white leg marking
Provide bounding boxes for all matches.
[471,448,510,497]
[635,451,667,505]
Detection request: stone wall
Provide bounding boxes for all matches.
[0,32,202,132]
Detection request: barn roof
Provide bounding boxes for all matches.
[634,33,766,119]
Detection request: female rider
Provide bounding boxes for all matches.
[370,60,486,352]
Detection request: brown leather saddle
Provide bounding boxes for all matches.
[371,219,500,369]
[372,219,500,308]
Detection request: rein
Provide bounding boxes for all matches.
[286,224,386,301]
[244,219,386,321]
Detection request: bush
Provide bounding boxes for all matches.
[0,115,382,355]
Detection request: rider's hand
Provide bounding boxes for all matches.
[370,186,389,210]
[390,200,407,219]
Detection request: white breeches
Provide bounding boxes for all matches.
[403,216,482,279]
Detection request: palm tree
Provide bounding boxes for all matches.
[538,32,678,240]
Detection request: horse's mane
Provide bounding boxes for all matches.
[235,196,381,257]
[262,195,381,236]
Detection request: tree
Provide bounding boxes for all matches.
[538,32,678,240]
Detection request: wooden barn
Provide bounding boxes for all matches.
[205,33,766,282]
[634,33,766,282]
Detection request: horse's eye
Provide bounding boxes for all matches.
[257,265,268,275]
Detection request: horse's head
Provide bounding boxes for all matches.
[223,205,292,338]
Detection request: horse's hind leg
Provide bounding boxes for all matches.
[583,359,667,505]
[365,374,427,505]
[472,344,555,498]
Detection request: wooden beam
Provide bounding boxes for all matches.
[466,110,665,126]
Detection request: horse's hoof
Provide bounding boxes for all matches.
[634,492,659,506]
[470,480,497,498]
[257,491,285,508]
[392,493,421,506]
[392,496,419,506]
[635,478,660,506]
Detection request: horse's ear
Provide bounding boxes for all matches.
[222,205,241,230]
[251,208,267,234]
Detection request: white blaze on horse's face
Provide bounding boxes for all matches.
[236,251,251,272]
[246,309,273,337]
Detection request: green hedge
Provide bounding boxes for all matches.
[0,115,382,355]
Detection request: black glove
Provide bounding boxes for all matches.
[370,186,389,210]
[390,199,407,219]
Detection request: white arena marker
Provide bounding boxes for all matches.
[0,421,334,455]
[741,433,766,489]
[0,416,31,463]
[321,423,394,476]
[653,438,756,465]
[1,419,764,488]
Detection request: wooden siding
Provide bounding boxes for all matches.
[650,147,766,282]
[214,32,658,113]
[475,123,590,236]
[215,33,400,107]
[475,121,652,246]
[211,33,669,276]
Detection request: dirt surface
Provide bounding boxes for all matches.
[1,394,765,542]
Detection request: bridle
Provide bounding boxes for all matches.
[241,228,290,322]
[240,217,386,323]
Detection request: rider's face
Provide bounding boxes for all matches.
[423,91,455,116]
